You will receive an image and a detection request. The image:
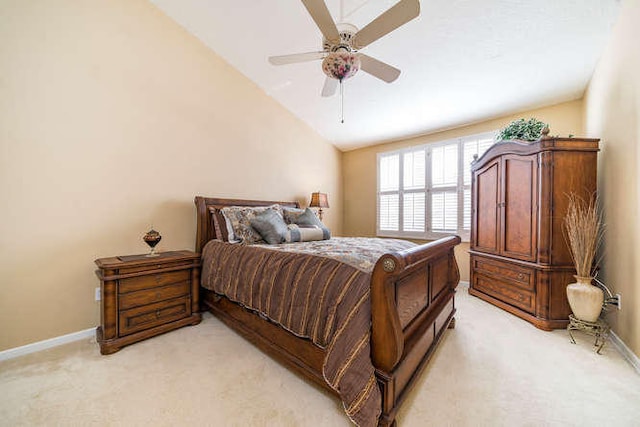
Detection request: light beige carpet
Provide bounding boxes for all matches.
[1,285,639,426]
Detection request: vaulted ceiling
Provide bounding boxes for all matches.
[150,0,620,150]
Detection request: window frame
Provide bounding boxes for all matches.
[376,131,496,241]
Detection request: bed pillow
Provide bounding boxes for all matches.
[250,209,288,245]
[294,207,325,228]
[284,224,331,242]
[221,204,282,244]
[219,209,239,243]
[282,207,305,224]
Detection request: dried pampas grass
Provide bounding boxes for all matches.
[563,193,604,278]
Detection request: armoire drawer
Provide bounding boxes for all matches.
[472,258,534,291]
[473,273,535,314]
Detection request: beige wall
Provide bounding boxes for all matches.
[0,0,341,351]
[342,100,585,281]
[584,0,640,357]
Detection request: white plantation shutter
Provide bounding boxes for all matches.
[403,192,425,232]
[378,153,400,232]
[378,148,427,236]
[461,135,494,233]
[403,149,425,190]
[463,188,472,230]
[377,131,495,240]
[463,137,494,186]
[379,194,399,231]
[380,154,399,191]
[403,148,426,233]
[432,144,458,188]
[431,191,458,232]
[430,140,458,235]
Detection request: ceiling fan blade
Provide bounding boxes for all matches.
[353,0,420,49]
[359,54,401,83]
[321,77,338,97]
[268,51,326,65]
[301,0,340,43]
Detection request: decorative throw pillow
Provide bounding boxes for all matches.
[284,224,331,242]
[294,207,325,228]
[220,210,239,242]
[282,207,305,224]
[221,205,282,244]
[250,209,288,245]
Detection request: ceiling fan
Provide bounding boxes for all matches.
[268,0,420,97]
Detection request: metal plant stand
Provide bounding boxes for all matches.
[567,314,610,354]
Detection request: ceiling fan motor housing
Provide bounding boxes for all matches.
[323,23,358,53]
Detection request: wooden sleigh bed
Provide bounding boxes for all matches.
[195,196,461,426]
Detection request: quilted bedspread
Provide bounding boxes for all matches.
[200,237,415,426]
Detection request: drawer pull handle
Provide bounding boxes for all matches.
[517,273,525,280]
[156,309,161,317]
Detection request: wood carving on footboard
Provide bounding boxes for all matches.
[194,196,461,426]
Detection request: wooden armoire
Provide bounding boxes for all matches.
[469,133,599,330]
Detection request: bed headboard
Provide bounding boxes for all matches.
[194,196,300,253]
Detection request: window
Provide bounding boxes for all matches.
[377,132,495,241]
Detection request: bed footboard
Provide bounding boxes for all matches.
[371,235,461,425]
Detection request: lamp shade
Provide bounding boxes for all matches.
[309,192,329,209]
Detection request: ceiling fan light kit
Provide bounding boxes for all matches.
[269,0,420,122]
[322,51,361,82]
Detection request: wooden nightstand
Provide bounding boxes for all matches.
[95,250,202,355]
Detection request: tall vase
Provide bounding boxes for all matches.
[566,276,604,322]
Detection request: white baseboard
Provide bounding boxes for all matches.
[610,331,640,375]
[0,327,96,362]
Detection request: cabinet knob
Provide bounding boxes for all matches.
[156,309,161,317]
[517,273,524,280]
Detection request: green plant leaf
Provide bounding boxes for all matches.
[497,118,549,141]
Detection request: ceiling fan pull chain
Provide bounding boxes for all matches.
[340,80,344,123]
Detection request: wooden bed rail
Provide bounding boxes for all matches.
[370,235,461,372]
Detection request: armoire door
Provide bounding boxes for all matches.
[472,158,500,254]
[500,154,538,262]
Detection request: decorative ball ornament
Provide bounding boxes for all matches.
[322,51,360,81]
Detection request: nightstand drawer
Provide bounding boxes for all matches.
[119,281,190,310]
[119,260,193,275]
[119,270,190,293]
[119,296,190,336]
